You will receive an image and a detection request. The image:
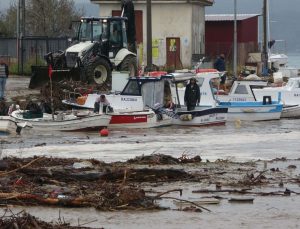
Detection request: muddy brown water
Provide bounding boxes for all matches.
[1,77,300,228]
[1,120,300,228]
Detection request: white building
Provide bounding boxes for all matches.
[90,0,213,69]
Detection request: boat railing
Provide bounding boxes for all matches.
[63,87,96,102]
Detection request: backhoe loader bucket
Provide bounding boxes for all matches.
[29,66,81,89]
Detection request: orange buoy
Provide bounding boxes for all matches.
[100,128,109,137]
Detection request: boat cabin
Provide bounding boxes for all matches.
[170,71,218,107]
[217,80,268,102]
[121,75,175,109]
[253,77,300,105]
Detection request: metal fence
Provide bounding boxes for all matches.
[0,37,69,74]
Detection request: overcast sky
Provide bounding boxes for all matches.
[208,0,300,52]
[0,0,99,15]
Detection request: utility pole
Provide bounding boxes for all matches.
[233,0,237,78]
[17,0,25,75]
[262,0,268,75]
[146,0,152,72]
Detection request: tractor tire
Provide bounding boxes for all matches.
[86,56,112,85]
[120,55,137,77]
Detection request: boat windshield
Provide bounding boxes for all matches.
[121,80,141,95]
[234,85,248,94]
[285,80,295,89]
[142,81,164,108]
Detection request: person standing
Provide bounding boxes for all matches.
[184,77,200,111]
[0,60,9,100]
[214,54,226,90]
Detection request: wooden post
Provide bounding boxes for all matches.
[146,0,152,71]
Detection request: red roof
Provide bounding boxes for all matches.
[205,14,260,21]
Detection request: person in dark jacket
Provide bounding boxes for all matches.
[214,54,227,90]
[0,60,9,100]
[184,77,200,111]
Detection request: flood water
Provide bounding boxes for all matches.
[2,118,300,162]
[1,119,300,228]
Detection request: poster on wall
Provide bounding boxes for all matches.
[169,39,176,52]
[152,39,159,58]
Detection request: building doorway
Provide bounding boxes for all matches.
[166,37,181,69]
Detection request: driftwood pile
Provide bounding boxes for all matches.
[0,154,299,212]
[0,210,101,229]
[8,79,112,111]
[40,80,111,110]
[0,155,199,211]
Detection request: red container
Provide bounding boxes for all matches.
[148,71,167,77]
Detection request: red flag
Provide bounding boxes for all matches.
[48,65,53,79]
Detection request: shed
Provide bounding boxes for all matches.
[90,0,213,70]
[205,14,260,66]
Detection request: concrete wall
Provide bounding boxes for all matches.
[99,3,206,68]
[192,5,205,55]
[146,4,192,68]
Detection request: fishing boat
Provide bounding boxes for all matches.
[214,77,300,118]
[10,110,111,132]
[63,74,228,127]
[253,77,300,118]
[217,79,268,102]
[63,75,174,128]
[171,71,283,121]
[171,107,228,126]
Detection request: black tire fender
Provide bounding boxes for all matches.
[119,55,137,76]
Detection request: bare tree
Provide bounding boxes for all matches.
[26,0,82,37]
[0,1,18,37]
[0,0,82,37]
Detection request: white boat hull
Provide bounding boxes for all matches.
[10,111,111,132]
[226,109,281,121]
[172,107,227,126]
[0,116,16,133]
[255,89,300,106]
[281,105,300,118]
[253,78,300,105]
[62,94,144,111]
[217,100,283,121]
